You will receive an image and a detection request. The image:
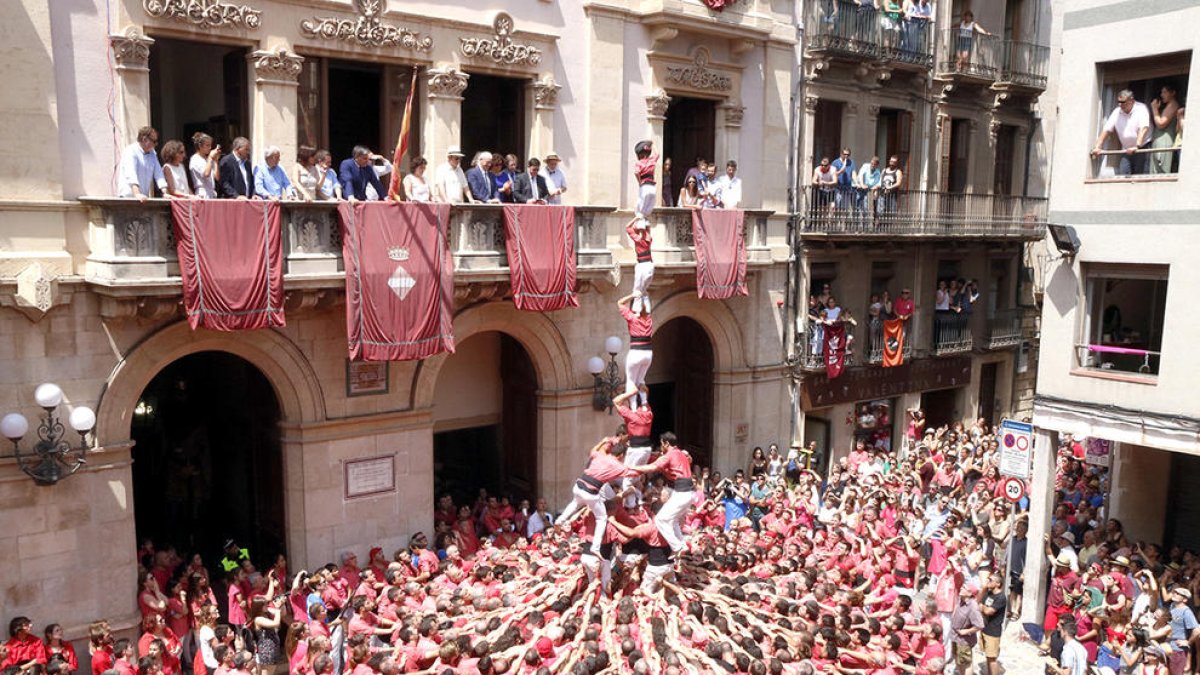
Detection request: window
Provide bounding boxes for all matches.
[664,96,717,202]
[874,108,913,172]
[1091,51,1189,179]
[812,99,844,167]
[1079,265,1169,377]
[945,118,971,193]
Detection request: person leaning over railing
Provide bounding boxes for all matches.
[1091,89,1151,176]
[855,156,882,227]
[117,126,168,201]
[253,146,298,201]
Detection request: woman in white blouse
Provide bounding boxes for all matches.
[188,132,220,198]
[292,145,323,201]
[403,156,432,202]
[160,140,192,198]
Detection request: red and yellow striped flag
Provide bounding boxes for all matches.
[388,69,418,201]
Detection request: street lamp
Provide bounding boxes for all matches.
[587,336,624,413]
[1,383,96,486]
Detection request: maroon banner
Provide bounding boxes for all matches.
[340,201,455,361]
[171,199,284,331]
[691,209,747,300]
[883,319,906,367]
[502,205,578,312]
[824,322,847,379]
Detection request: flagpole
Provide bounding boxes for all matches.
[388,69,419,201]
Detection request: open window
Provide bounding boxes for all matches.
[1091,51,1189,179]
[149,38,248,154]
[1078,264,1169,377]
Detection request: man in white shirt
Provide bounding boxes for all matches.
[714,160,743,209]
[1051,619,1088,675]
[433,146,472,203]
[542,152,567,205]
[117,126,168,201]
[1092,88,1151,175]
[526,498,554,538]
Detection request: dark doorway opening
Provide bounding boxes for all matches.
[149,38,248,155]
[874,108,914,172]
[648,318,715,470]
[327,62,384,163]
[461,74,527,165]
[432,333,538,507]
[978,362,998,427]
[131,351,284,566]
[811,99,844,167]
[947,118,971,193]
[920,388,961,430]
[664,96,717,203]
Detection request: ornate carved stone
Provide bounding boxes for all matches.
[730,38,756,56]
[300,0,433,51]
[804,95,819,114]
[427,67,469,100]
[650,26,678,47]
[988,115,1003,142]
[142,0,261,30]
[460,12,542,67]
[530,75,561,110]
[805,57,831,80]
[721,102,745,128]
[645,90,671,120]
[935,109,950,132]
[992,91,1011,110]
[846,103,859,116]
[110,27,155,72]
[938,82,955,102]
[248,48,304,86]
[867,104,881,120]
[875,66,893,83]
[665,47,732,93]
[6,264,67,322]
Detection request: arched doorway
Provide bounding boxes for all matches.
[432,332,538,506]
[648,317,715,469]
[130,351,285,562]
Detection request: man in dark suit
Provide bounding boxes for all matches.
[339,145,387,201]
[511,158,550,204]
[465,151,496,202]
[219,137,255,198]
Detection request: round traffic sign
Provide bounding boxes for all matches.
[1002,477,1025,502]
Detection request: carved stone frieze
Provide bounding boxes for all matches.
[665,47,732,93]
[530,75,561,110]
[721,102,745,128]
[867,104,881,120]
[110,27,155,72]
[646,90,671,120]
[804,95,819,114]
[142,0,261,30]
[248,48,304,86]
[427,67,470,100]
[460,12,542,67]
[300,0,432,51]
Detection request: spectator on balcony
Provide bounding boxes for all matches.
[314,150,341,200]
[466,151,496,203]
[957,279,980,317]
[686,158,709,193]
[432,146,471,204]
[188,132,221,199]
[678,174,703,208]
[807,295,825,357]
[218,137,255,199]
[701,163,723,208]
[505,153,522,176]
[512,158,551,204]
[293,145,323,201]
[905,0,934,56]
[339,146,389,202]
[868,293,884,327]
[832,148,855,211]
[881,289,896,318]
[403,156,431,202]
[894,288,915,321]
[661,157,674,207]
[879,155,904,217]
[160,140,192,198]
[1092,90,1152,176]
[489,149,514,203]
[1149,85,1182,174]
[254,147,298,200]
[714,160,742,209]
[818,282,833,306]
[812,157,838,215]
[880,0,904,51]
[118,126,168,201]
[543,152,567,205]
[854,156,882,225]
[955,11,993,72]
[935,280,953,315]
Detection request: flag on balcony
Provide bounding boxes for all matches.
[824,322,847,379]
[387,69,417,201]
[883,319,906,367]
[171,199,285,331]
[691,209,747,300]
[340,201,455,361]
[502,205,579,312]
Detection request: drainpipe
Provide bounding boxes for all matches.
[785,17,806,448]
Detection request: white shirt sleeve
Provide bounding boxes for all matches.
[117,144,140,197]
[1102,107,1120,133]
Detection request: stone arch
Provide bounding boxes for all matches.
[412,302,575,409]
[649,291,748,371]
[95,322,326,445]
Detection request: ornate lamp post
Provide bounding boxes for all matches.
[1,383,96,486]
[586,336,624,413]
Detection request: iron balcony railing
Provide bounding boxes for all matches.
[866,318,914,364]
[983,308,1024,350]
[999,40,1049,90]
[802,185,1047,238]
[799,317,859,371]
[932,312,973,355]
[936,28,1001,81]
[805,0,934,69]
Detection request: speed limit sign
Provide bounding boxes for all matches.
[1002,477,1025,503]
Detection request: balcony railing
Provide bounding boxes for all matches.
[1075,343,1160,377]
[79,199,616,284]
[932,312,972,355]
[799,317,858,371]
[999,40,1049,90]
[936,29,1001,81]
[1089,146,1183,180]
[866,318,913,364]
[653,207,774,265]
[802,186,1047,238]
[983,308,1024,350]
[804,0,934,69]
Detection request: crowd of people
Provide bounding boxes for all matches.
[809,148,906,228]
[816,1,994,68]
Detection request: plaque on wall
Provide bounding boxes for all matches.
[344,455,396,499]
[346,360,389,396]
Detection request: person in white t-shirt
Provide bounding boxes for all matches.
[433,146,472,203]
[714,160,743,209]
[1092,89,1152,175]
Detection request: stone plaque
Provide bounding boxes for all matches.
[346,360,389,396]
[344,455,396,499]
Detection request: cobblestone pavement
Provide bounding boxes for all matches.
[960,620,1050,674]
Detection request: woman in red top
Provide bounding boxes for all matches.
[453,506,481,556]
[44,624,77,672]
[3,617,46,669]
[138,571,169,621]
[165,578,190,639]
[87,621,113,675]
[138,615,182,675]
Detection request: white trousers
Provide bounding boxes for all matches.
[654,488,694,552]
[641,563,673,594]
[559,484,607,553]
[636,183,656,220]
[581,553,612,591]
[622,446,652,507]
[624,349,653,406]
[632,262,655,314]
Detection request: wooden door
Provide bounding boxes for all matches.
[665,96,717,198]
[501,335,538,501]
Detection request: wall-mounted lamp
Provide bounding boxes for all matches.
[1,383,96,486]
[586,336,624,413]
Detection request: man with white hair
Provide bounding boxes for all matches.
[253,145,297,199]
[466,151,496,202]
[1092,88,1152,175]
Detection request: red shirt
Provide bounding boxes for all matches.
[617,405,653,438]
[645,447,693,481]
[634,154,659,184]
[626,223,652,259]
[3,636,46,667]
[583,451,638,483]
[620,306,653,339]
[92,647,113,675]
[894,296,914,317]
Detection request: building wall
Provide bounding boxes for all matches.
[1108,442,1172,544]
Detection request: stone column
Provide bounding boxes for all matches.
[109,27,155,150]
[645,90,671,211]
[583,8,627,206]
[248,47,304,165]
[1021,427,1058,625]
[527,75,560,161]
[934,105,951,192]
[718,100,745,169]
[800,94,819,213]
[424,67,469,167]
[843,102,859,159]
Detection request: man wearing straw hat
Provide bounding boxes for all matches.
[543,152,567,205]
